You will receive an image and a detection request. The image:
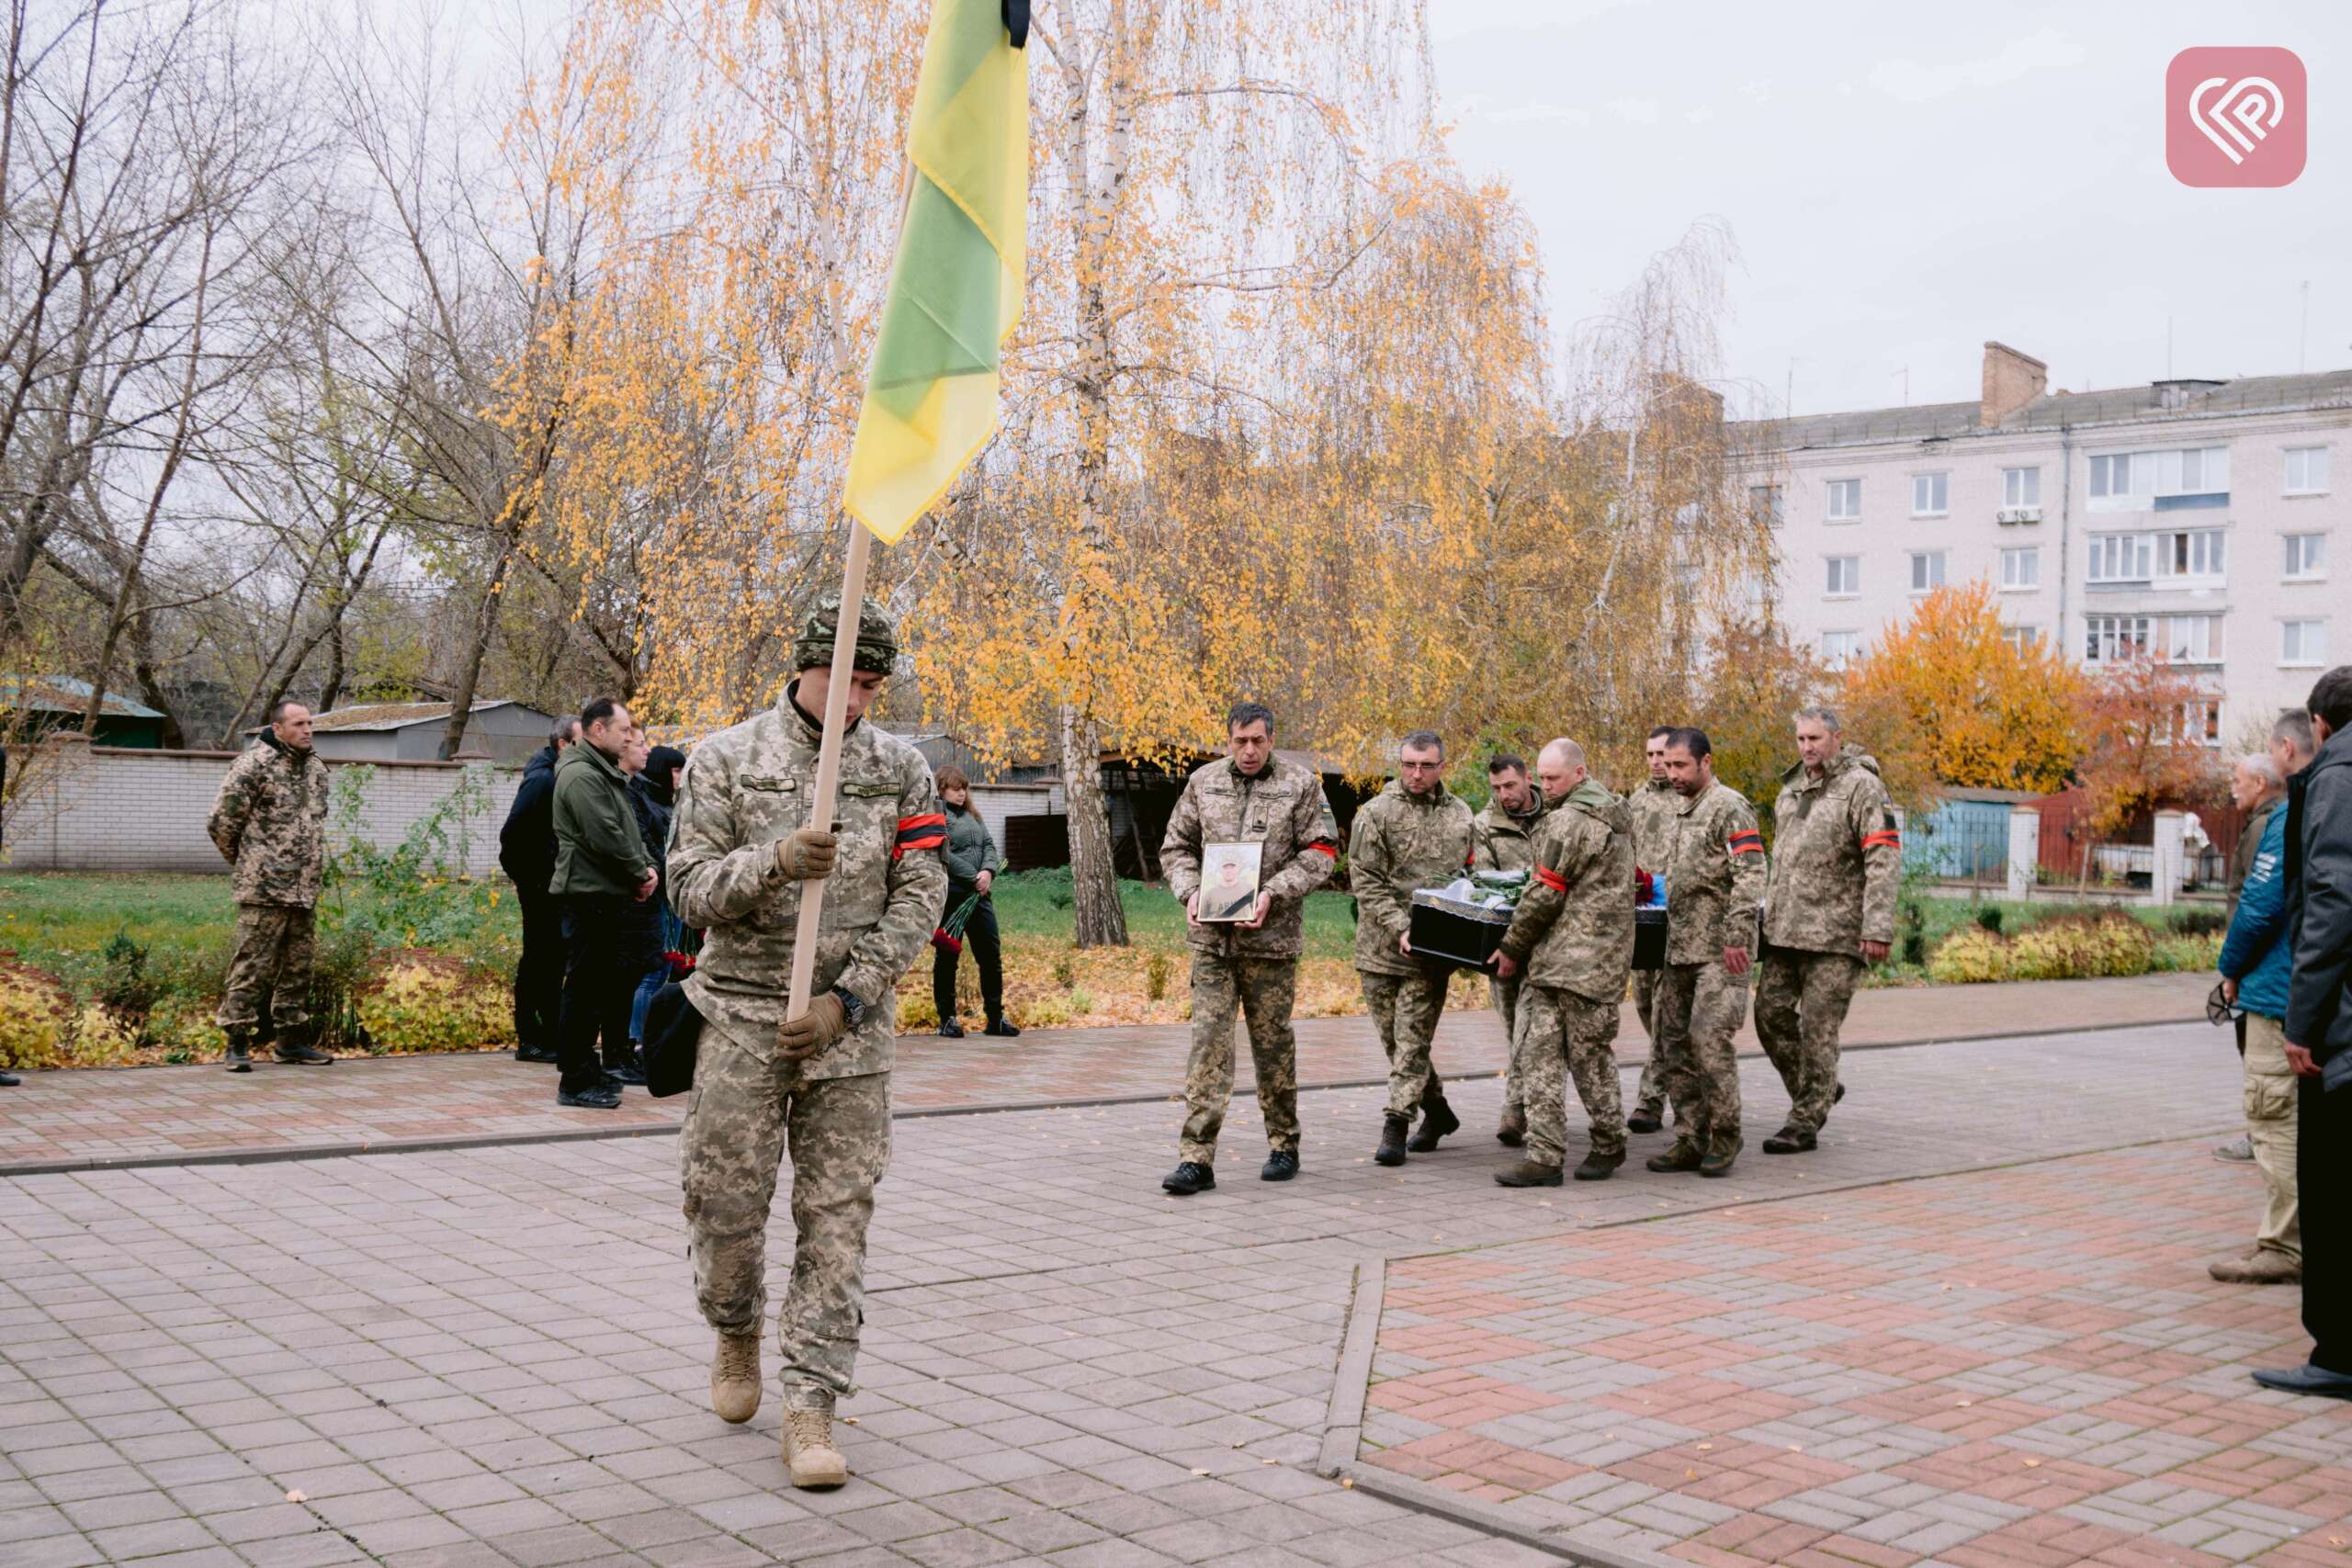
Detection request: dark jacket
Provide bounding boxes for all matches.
[2287,726,2352,1058]
[942,800,1001,886]
[2220,807,2290,1021]
[627,771,676,927]
[551,739,654,897]
[500,744,562,894]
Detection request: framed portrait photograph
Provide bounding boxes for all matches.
[1196,841,1264,922]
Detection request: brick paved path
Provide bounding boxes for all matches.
[0,974,2204,1173]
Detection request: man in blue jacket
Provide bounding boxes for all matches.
[2213,751,2299,1285]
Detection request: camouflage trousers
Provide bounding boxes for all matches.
[1491,975,1524,1112]
[1518,985,1625,1168]
[1180,951,1301,1165]
[214,904,316,1034]
[1754,947,1860,1134]
[1363,965,1451,1117]
[680,1029,890,1401]
[1653,960,1747,1156]
[1630,969,1666,1115]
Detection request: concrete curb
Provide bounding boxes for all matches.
[1316,1258,1385,1478]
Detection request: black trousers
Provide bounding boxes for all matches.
[932,885,1004,1022]
[2300,1070,2352,1373]
[558,894,639,1093]
[514,888,565,1050]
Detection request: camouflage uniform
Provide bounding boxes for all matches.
[1654,780,1767,1160]
[667,600,947,1404]
[1625,778,1680,1117]
[1494,781,1634,1168]
[1470,795,1547,1118]
[206,733,330,1035]
[1758,743,1899,1135]
[1351,781,1476,1117]
[1159,756,1337,1166]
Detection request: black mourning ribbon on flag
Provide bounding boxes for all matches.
[1003,0,1029,47]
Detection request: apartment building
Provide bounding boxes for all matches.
[1739,343,2349,744]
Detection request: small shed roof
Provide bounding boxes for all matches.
[307,700,544,733]
[0,675,163,719]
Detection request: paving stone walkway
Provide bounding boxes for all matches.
[0,974,2204,1173]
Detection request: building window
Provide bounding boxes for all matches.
[2088,445,2229,509]
[1910,472,1949,517]
[1998,547,2040,590]
[1825,478,1861,523]
[2087,534,2154,584]
[2002,467,2041,507]
[2159,614,2222,663]
[1909,550,1947,592]
[2158,528,2225,580]
[2086,615,2151,662]
[2169,699,2222,748]
[2286,446,2330,494]
[2285,533,2327,579]
[2001,626,2041,652]
[2283,619,2329,667]
[1820,630,1859,669]
[1748,483,1784,528]
[1825,556,1859,596]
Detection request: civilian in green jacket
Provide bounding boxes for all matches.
[551,696,658,1107]
[931,767,1018,1038]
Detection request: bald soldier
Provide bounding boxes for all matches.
[666,595,947,1489]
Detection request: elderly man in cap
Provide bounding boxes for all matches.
[666,594,947,1487]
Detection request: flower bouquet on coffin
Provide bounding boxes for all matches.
[930,892,983,956]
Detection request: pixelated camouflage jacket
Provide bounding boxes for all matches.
[1496,779,1634,1003]
[1626,777,1679,873]
[668,685,949,1080]
[1659,779,1768,964]
[1762,743,1900,953]
[206,732,329,908]
[1159,755,1336,962]
[1350,780,1476,977]
[1469,795,1547,876]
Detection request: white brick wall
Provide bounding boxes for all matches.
[2,743,523,878]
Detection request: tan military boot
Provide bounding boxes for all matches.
[2209,1251,2301,1285]
[781,1397,848,1489]
[710,1330,762,1424]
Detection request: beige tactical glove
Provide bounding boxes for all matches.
[775,827,838,881]
[779,992,849,1059]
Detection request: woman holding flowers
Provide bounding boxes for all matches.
[933,768,1019,1038]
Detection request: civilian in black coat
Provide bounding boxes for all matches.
[499,716,580,1064]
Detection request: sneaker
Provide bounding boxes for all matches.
[1374,1113,1410,1168]
[983,1017,1022,1037]
[1574,1151,1625,1182]
[514,1043,559,1064]
[224,1035,254,1074]
[1162,1161,1216,1196]
[1494,1159,1563,1188]
[1626,1106,1663,1134]
[781,1401,848,1489]
[938,1017,965,1038]
[711,1330,762,1423]
[273,1041,334,1066]
[0,1068,17,1087]
[558,1084,622,1110]
[1646,1139,1702,1173]
[1762,1126,1816,1155]
[2210,1251,2301,1285]
[1495,1106,1525,1147]
[605,1057,647,1088]
[1406,1094,1460,1153]
[2212,1134,2255,1163]
[1261,1150,1299,1182]
[1699,1141,1741,1179]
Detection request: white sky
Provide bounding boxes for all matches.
[1430,0,2351,417]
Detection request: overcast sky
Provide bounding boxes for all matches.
[1428,0,2349,418]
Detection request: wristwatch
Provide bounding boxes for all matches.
[831,987,865,1029]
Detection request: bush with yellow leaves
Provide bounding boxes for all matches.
[356,958,514,1055]
[2007,913,2154,981]
[1927,928,2014,985]
[0,964,72,1069]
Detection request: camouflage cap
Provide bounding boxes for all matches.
[791,592,899,675]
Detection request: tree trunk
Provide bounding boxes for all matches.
[1059,703,1128,947]
[437,529,520,760]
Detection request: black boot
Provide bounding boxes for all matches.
[1494,1159,1562,1188]
[1626,1106,1664,1134]
[1573,1151,1625,1181]
[273,1022,333,1066]
[0,1067,21,1086]
[223,1030,254,1074]
[1495,1105,1525,1147]
[983,1016,1021,1037]
[938,1017,965,1038]
[1161,1161,1216,1196]
[1406,1092,1460,1153]
[1374,1113,1410,1167]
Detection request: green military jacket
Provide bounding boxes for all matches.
[1470,795,1546,876]
[1626,777,1679,874]
[1496,780,1634,1003]
[1761,743,1900,954]
[551,739,655,897]
[207,733,329,908]
[669,688,946,1078]
[1159,754,1336,962]
[942,801,1001,886]
[1350,780,1476,977]
[1660,778,1768,966]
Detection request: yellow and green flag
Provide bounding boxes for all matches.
[842,0,1028,544]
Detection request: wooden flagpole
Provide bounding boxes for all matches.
[784,521,874,1021]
